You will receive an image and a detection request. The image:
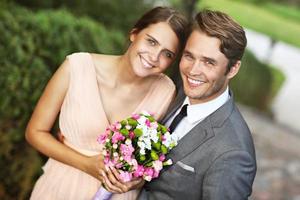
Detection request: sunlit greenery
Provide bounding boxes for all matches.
[0,0,288,199]
[199,0,300,47]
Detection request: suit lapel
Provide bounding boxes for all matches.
[164,93,235,166]
[166,117,214,164]
[161,86,186,124]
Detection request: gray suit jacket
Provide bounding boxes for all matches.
[138,89,257,200]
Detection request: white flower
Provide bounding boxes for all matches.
[113,152,119,157]
[149,129,158,143]
[144,138,152,150]
[137,124,149,136]
[141,110,151,116]
[162,132,172,147]
[113,143,118,149]
[138,141,145,149]
[153,160,163,172]
[125,125,132,130]
[140,148,146,155]
[125,138,132,145]
[144,175,152,182]
[164,159,173,165]
[162,132,178,148]
[137,116,148,125]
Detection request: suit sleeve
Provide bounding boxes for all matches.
[202,150,256,200]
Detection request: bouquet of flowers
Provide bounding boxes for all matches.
[93,111,178,200]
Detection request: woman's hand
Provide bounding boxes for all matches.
[101,166,145,193]
[83,155,108,183]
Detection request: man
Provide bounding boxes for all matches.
[139,9,256,200]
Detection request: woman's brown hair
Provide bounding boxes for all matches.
[132,7,188,51]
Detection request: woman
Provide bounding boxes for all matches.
[26,6,187,200]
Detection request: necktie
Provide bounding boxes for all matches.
[169,104,188,133]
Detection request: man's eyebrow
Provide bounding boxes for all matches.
[183,50,193,55]
[203,56,217,64]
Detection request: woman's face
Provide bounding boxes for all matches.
[128,22,179,77]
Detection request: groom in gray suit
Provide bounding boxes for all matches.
[139,9,256,200]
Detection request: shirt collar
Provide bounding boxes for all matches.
[182,87,230,124]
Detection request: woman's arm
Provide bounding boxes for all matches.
[25,59,105,181]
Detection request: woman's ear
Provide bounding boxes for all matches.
[227,60,241,79]
[129,29,138,42]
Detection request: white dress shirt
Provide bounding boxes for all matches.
[165,87,230,140]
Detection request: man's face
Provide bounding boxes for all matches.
[180,30,240,104]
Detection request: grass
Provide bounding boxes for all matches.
[198,0,300,48]
[263,2,300,23]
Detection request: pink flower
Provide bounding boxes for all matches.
[132,113,140,120]
[144,167,154,177]
[115,162,123,169]
[148,111,155,116]
[119,171,133,182]
[97,134,107,144]
[133,165,145,178]
[159,154,166,161]
[120,144,134,162]
[145,119,151,127]
[112,132,125,144]
[104,156,110,165]
[129,131,135,139]
[153,170,160,178]
[131,159,138,168]
[115,122,122,130]
[151,122,158,129]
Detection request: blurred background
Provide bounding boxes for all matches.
[0,0,299,199]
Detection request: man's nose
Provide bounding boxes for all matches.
[189,60,203,75]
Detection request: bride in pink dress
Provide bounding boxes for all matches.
[25,6,187,200]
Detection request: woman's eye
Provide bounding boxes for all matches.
[164,51,173,59]
[147,39,156,46]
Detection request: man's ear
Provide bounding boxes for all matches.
[227,60,241,79]
[129,28,138,42]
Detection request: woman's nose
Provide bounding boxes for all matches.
[149,48,160,62]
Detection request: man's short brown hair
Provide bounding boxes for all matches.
[191,9,247,72]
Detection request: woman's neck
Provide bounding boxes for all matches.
[116,53,151,87]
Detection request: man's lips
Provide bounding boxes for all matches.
[187,77,204,87]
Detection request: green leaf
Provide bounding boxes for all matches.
[128,118,138,127]
[134,128,143,137]
[120,128,129,136]
[161,145,168,154]
[150,150,159,160]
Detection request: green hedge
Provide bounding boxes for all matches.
[0,5,124,199]
[231,50,285,113]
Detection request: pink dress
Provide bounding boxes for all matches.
[30,52,175,200]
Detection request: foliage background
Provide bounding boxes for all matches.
[0,0,289,199]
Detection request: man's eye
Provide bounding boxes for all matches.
[184,54,194,61]
[205,61,215,66]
